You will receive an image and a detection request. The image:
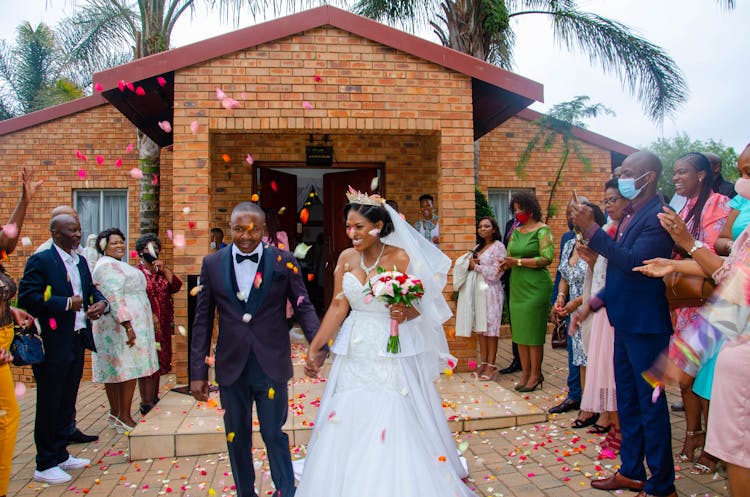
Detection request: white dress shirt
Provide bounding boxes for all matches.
[232,243,264,302]
[53,243,87,330]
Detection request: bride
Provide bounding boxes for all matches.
[297,190,477,497]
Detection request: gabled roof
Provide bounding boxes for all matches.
[93,5,542,146]
[1,6,543,142]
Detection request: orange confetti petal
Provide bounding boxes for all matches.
[299,208,310,224]
[251,193,259,202]
[222,153,231,162]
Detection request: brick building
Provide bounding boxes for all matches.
[0,6,635,384]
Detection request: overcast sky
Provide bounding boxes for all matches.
[2,0,748,152]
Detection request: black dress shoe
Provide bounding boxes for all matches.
[548,398,580,414]
[499,361,521,374]
[67,429,99,444]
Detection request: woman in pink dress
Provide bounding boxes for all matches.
[669,153,729,472]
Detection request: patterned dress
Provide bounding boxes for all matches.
[473,240,507,337]
[558,238,589,367]
[92,256,158,383]
[137,263,182,376]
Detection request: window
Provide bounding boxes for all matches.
[487,188,534,238]
[74,190,128,243]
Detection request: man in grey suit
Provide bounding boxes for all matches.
[190,202,323,497]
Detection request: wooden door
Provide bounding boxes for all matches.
[322,169,378,305]
[259,168,297,249]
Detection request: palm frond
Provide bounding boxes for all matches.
[542,8,686,122]
[352,0,439,32]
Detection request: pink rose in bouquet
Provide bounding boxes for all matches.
[365,269,424,353]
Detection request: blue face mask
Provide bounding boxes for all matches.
[618,172,650,200]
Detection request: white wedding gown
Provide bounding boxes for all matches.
[295,272,477,497]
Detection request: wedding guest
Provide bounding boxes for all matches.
[0,167,42,493]
[715,144,750,256]
[669,153,729,473]
[92,229,158,432]
[210,228,227,251]
[413,194,439,245]
[263,208,290,251]
[704,152,736,199]
[500,192,553,393]
[135,234,182,415]
[454,217,506,380]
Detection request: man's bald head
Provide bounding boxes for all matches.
[624,151,663,178]
[50,214,77,232]
[703,152,722,178]
[50,214,82,253]
[51,205,79,222]
[231,202,265,223]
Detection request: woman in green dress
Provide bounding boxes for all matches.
[500,191,554,392]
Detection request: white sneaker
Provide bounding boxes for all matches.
[34,466,72,484]
[59,454,90,470]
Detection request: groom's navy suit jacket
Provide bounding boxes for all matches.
[190,243,320,386]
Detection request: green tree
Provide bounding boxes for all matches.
[475,187,495,223]
[0,22,85,120]
[644,133,739,199]
[516,95,613,221]
[353,0,702,122]
[58,0,300,235]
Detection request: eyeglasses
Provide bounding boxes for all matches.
[602,197,622,206]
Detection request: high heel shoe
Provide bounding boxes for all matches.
[517,377,543,392]
[479,364,498,381]
[676,430,705,462]
[690,451,719,474]
[113,417,135,434]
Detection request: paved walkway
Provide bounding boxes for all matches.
[10,340,729,496]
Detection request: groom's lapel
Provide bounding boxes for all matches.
[221,245,245,313]
[245,245,276,317]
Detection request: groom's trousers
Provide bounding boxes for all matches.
[220,350,294,497]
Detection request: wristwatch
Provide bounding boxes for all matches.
[517,258,522,267]
[688,240,704,256]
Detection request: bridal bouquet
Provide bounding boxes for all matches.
[365,269,425,353]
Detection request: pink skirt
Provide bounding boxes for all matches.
[580,308,617,413]
[705,338,750,467]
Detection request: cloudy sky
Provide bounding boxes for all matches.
[2,1,748,152]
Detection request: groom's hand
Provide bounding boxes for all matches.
[304,350,325,378]
[190,380,209,402]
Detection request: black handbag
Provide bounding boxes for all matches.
[551,320,568,349]
[10,325,45,366]
[77,328,97,353]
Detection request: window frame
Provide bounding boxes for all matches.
[73,188,129,243]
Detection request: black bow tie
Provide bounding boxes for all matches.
[236,253,259,264]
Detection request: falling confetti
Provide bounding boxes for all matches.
[151,174,159,186]
[49,317,57,330]
[313,75,322,82]
[21,237,32,246]
[253,273,263,288]
[299,208,310,224]
[125,81,135,92]
[190,121,199,134]
[381,429,386,442]
[173,234,186,248]
[651,384,661,404]
[177,325,187,336]
[205,356,215,367]
[135,86,146,96]
[77,169,87,179]
[130,168,144,180]
[302,101,313,110]
[296,296,305,306]
[222,153,231,162]
[14,382,26,398]
[156,76,167,87]
[236,291,247,301]
[188,221,197,229]
[278,206,286,215]
[126,143,134,152]
[242,314,252,323]
[438,455,447,462]
[182,207,191,215]
[221,98,240,110]
[94,82,103,92]
[226,432,235,443]
[367,228,380,236]
[44,285,52,302]
[246,154,254,166]
[271,180,278,192]
[167,230,173,240]
[75,149,87,161]
[444,368,453,377]
[189,285,203,296]
[2,223,18,238]
[96,155,104,165]
[115,158,123,167]
[118,80,126,92]
[215,88,226,100]
[158,121,172,133]
[251,194,260,202]
[267,387,275,399]
[370,177,379,191]
[130,250,138,259]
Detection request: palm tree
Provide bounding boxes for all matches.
[58,0,318,235]
[0,22,85,120]
[353,0,700,122]
[516,96,613,221]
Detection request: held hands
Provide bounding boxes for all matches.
[190,379,210,402]
[657,207,693,250]
[86,301,107,320]
[304,348,326,378]
[633,258,676,278]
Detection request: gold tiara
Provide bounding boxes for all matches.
[345,186,384,206]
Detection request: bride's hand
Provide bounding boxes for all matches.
[390,303,407,323]
[305,348,324,378]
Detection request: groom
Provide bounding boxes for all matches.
[190,202,322,497]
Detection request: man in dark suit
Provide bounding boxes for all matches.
[572,151,676,497]
[190,202,322,497]
[18,214,108,485]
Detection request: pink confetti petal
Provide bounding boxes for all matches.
[118,80,126,92]
[2,223,18,238]
[271,180,278,192]
[651,384,661,404]
[126,143,134,153]
[125,81,134,92]
[14,382,26,398]
[216,87,226,100]
[158,121,172,133]
[130,250,138,259]
[221,98,240,110]
[167,230,173,240]
[49,317,57,330]
[173,234,186,248]
[115,158,123,168]
[151,174,159,186]
[78,169,87,179]
[313,75,322,82]
[156,76,167,87]
[599,448,616,459]
[253,273,263,288]
[467,359,477,370]
[296,296,305,306]
[75,149,87,161]
[240,92,246,99]
[96,155,104,165]
[94,82,103,92]
[302,101,313,110]
[135,86,146,96]
[188,221,197,229]
[190,120,200,134]
[129,168,144,180]
[246,154,254,166]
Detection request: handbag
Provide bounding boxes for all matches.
[77,328,97,353]
[664,272,716,309]
[551,319,568,349]
[10,325,45,366]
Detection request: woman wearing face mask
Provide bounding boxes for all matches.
[715,144,750,256]
[499,192,553,392]
[135,234,182,415]
[92,229,158,431]
[666,153,730,472]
